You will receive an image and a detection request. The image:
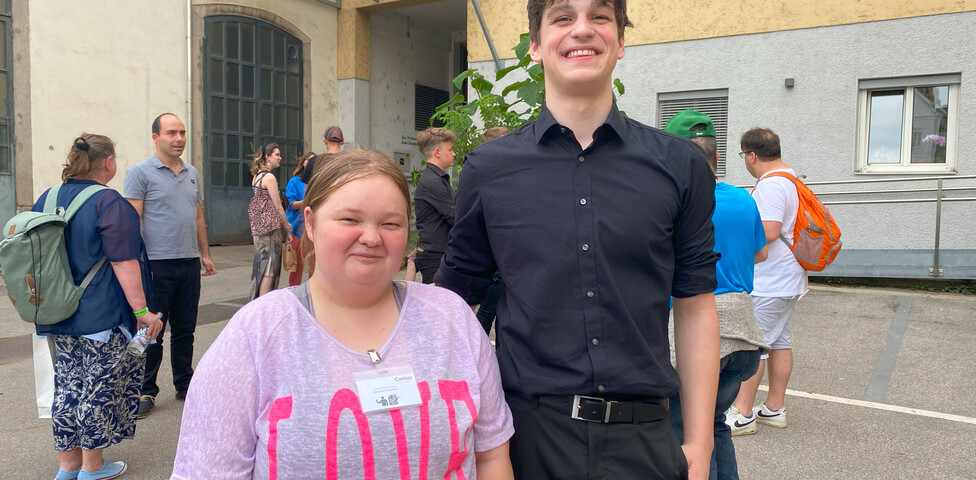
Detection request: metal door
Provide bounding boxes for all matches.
[204,16,303,244]
[0,3,15,225]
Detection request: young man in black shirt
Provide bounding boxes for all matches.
[414,127,457,283]
[435,0,720,478]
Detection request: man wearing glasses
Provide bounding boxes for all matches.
[727,128,808,436]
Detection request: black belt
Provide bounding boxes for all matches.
[535,394,669,424]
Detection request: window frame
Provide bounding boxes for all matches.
[855,74,959,174]
[658,89,729,176]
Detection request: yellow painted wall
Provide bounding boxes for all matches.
[338,0,447,80]
[467,0,975,62]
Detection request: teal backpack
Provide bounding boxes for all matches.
[0,184,108,325]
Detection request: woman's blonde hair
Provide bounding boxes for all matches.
[293,152,316,177]
[301,149,411,266]
[61,134,115,182]
[249,142,280,175]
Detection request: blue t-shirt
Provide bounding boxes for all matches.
[32,179,151,336]
[713,182,766,295]
[284,175,306,237]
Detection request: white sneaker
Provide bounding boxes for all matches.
[754,403,787,428]
[725,406,757,436]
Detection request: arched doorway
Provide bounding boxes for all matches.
[204,16,303,244]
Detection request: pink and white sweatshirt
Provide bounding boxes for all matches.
[172,282,514,479]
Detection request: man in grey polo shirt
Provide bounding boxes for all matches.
[124,113,217,418]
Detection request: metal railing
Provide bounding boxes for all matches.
[743,175,976,277]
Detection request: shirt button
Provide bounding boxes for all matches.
[578,155,585,163]
[597,385,606,392]
[579,198,587,205]
[591,338,599,346]
[560,127,567,133]
[581,243,589,251]
[586,291,594,298]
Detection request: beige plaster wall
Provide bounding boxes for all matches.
[467,0,976,62]
[27,0,187,194]
[23,0,337,197]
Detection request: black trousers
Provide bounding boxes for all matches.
[506,391,688,480]
[414,250,443,284]
[142,258,201,397]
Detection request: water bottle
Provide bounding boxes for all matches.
[127,313,160,355]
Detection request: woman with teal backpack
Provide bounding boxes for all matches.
[31,134,162,480]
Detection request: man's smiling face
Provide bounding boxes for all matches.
[529,0,625,95]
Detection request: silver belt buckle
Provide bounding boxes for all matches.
[571,395,614,423]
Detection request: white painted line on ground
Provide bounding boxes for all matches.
[758,385,976,425]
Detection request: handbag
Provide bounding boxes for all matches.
[282,242,298,272]
[32,333,55,418]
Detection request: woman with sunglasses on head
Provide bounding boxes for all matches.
[248,143,293,300]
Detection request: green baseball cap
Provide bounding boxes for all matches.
[664,109,716,138]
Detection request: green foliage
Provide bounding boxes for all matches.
[429,32,626,171]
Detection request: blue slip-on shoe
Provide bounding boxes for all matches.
[55,468,80,480]
[78,461,127,480]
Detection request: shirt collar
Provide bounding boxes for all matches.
[426,162,450,178]
[533,100,628,144]
[150,153,186,173]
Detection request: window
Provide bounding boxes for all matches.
[856,74,959,173]
[415,84,449,131]
[658,89,729,176]
[0,1,12,176]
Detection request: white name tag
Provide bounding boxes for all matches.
[353,365,423,413]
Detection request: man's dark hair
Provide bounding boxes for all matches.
[152,113,178,135]
[740,128,781,161]
[528,0,633,44]
[689,124,718,173]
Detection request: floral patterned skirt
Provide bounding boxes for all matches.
[250,229,283,300]
[51,330,145,451]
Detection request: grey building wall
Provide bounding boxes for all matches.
[369,10,454,172]
[468,12,976,279]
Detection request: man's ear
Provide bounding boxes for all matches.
[529,39,543,64]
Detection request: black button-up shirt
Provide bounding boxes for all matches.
[414,163,455,253]
[435,103,718,398]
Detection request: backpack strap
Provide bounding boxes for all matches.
[42,184,63,214]
[46,184,111,284]
[63,185,110,221]
[755,171,800,249]
[79,256,108,289]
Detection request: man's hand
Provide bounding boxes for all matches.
[201,257,217,276]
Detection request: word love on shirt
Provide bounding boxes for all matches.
[266,380,478,480]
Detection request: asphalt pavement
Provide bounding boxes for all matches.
[0,244,973,479]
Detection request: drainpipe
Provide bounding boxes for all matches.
[470,0,502,71]
[185,0,193,164]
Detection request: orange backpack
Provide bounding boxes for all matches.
[758,172,842,271]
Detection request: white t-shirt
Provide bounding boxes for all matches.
[752,169,808,297]
[172,282,514,479]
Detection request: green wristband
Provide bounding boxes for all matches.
[133,307,149,317]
